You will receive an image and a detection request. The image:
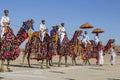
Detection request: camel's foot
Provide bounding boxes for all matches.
[72,60,76,66]
[82,61,86,66]
[72,63,74,66]
[28,65,32,67]
[40,66,45,69]
[21,64,25,67]
[58,63,61,67]
[65,64,69,67]
[72,63,76,66]
[77,56,80,60]
[49,63,53,66]
[7,68,13,72]
[96,62,99,65]
[88,63,91,65]
[0,68,4,72]
[99,64,103,66]
[46,66,50,69]
[75,63,77,65]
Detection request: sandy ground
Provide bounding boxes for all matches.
[0,53,120,80]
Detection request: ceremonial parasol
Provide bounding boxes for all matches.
[92,28,104,34]
[80,23,94,29]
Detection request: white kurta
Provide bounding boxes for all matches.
[110,48,116,65]
[82,34,91,47]
[58,26,66,43]
[39,24,46,42]
[94,36,100,46]
[0,16,10,27]
[0,16,10,38]
[99,50,104,65]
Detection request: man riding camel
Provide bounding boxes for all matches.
[0,9,10,38]
[94,33,100,46]
[39,20,46,42]
[82,31,91,48]
[50,26,56,37]
[58,22,66,43]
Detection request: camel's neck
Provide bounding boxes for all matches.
[104,41,113,52]
[14,27,28,46]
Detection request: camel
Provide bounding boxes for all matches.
[57,34,70,67]
[81,39,115,65]
[22,31,52,69]
[0,20,32,72]
[70,30,83,65]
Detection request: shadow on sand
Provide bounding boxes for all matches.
[4,64,39,69]
[0,77,4,80]
[108,78,120,80]
[49,71,66,74]
[88,67,104,70]
[64,78,76,80]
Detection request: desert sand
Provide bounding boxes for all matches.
[0,52,120,80]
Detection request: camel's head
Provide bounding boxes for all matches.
[74,30,83,37]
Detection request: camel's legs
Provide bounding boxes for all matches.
[7,60,13,72]
[0,60,5,72]
[27,53,31,67]
[77,47,81,60]
[22,52,27,67]
[40,59,44,69]
[72,57,74,65]
[48,53,53,66]
[49,59,53,66]
[46,58,50,68]
[58,55,62,67]
[85,53,90,65]
[85,59,91,65]
[65,55,68,67]
[72,55,77,66]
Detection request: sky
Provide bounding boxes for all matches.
[0,0,120,48]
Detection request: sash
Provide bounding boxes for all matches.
[28,28,33,40]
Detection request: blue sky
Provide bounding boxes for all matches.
[0,0,120,48]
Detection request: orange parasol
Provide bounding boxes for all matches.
[92,28,104,34]
[80,23,94,29]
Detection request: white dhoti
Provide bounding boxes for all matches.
[110,55,116,65]
[41,31,46,42]
[39,23,46,42]
[60,33,65,43]
[95,40,99,46]
[82,34,91,48]
[99,50,104,65]
[94,36,100,46]
[0,26,4,38]
[110,52,116,65]
[82,39,87,48]
[99,56,104,65]
[58,26,66,43]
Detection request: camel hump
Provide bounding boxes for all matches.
[32,31,39,38]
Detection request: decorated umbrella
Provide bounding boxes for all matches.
[92,28,104,34]
[80,22,94,29]
[80,22,94,38]
[80,22,94,35]
[92,28,104,47]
